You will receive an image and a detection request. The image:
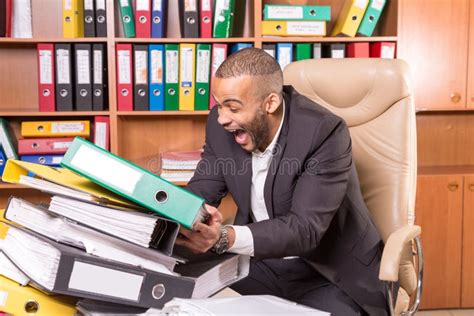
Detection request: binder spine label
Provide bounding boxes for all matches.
[54,142,71,149]
[64,0,72,10]
[52,122,85,133]
[120,0,130,7]
[95,122,107,149]
[267,7,303,19]
[84,0,94,10]
[136,0,150,10]
[212,48,226,73]
[180,48,193,87]
[96,0,106,10]
[202,0,211,10]
[196,50,210,83]
[57,50,71,84]
[355,0,368,9]
[372,0,384,10]
[77,50,91,84]
[52,156,63,164]
[278,46,292,69]
[118,51,131,84]
[0,290,7,307]
[165,51,178,84]
[135,51,148,85]
[381,45,395,58]
[153,0,162,11]
[287,21,324,35]
[151,50,163,84]
[217,0,230,11]
[39,50,53,84]
[94,50,103,84]
[185,0,197,11]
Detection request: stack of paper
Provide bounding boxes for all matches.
[160,150,202,182]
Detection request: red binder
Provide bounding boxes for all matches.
[200,0,212,38]
[93,116,110,150]
[18,138,74,155]
[209,43,228,109]
[370,42,396,59]
[135,0,151,38]
[116,43,133,111]
[37,43,55,112]
[346,42,370,58]
[5,0,12,37]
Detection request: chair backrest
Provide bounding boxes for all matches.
[283,58,417,243]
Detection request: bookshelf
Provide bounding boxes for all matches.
[0,0,400,218]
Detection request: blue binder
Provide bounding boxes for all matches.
[276,43,294,70]
[149,44,165,111]
[20,155,64,167]
[151,0,167,38]
[0,147,6,176]
[230,43,252,54]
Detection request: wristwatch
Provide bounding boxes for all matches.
[212,226,229,254]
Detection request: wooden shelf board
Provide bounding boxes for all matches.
[117,111,209,116]
[261,36,398,43]
[0,111,110,117]
[416,107,474,113]
[418,165,474,176]
[115,37,255,43]
[0,183,31,189]
[0,38,108,43]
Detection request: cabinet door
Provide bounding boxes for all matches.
[468,2,474,109]
[416,175,463,309]
[462,175,474,307]
[398,0,469,110]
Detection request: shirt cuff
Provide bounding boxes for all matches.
[226,225,254,256]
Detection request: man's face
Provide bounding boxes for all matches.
[213,76,270,152]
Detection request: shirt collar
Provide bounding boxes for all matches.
[253,99,286,157]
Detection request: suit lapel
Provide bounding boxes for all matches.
[233,146,252,224]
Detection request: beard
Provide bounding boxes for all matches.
[243,106,271,152]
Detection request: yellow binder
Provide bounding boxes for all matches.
[21,121,90,138]
[2,159,134,207]
[179,43,196,111]
[261,21,326,37]
[62,0,84,38]
[330,0,369,37]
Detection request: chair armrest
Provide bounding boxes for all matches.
[379,225,421,282]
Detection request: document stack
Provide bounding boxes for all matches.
[160,150,202,183]
[0,137,249,314]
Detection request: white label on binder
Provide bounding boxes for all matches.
[136,0,150,11]
[0,291,7,307]
[70,144,142,194]
[332,49,345,59]
[202,0,211,11]
[165,50,178,84]
[278,46,292,70]
[69,261,144,302]
[0,129,15,158]
[212,47,226,74]
[64,0,72,10]
[196,49,210,83]
[180,47,193,87]
[39,50,53,84]
[263,49,275,57]
[267,6,303,19]
[151,50,163,84]
[118,50,131,84]
[216,0,229,11]
[286,21,325,35]
[355,0,369,9]
[84,0,94,10]
[153,0,162,11]
[52,156,63,164]
[53,141,71,149]
[120,0,130,7]
[135,50,148,85]
[76,50,91,84]
[185,0,197,11]
[95,122,107,149]
[94,50,103,84]
[372,0,385,11]
[56,49,71,84]
[52,122,85,133]
[96,0,106,10]
[381,45,395,58]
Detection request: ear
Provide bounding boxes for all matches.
[264,92,282,114]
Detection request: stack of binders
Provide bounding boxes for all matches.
[0,137,249,313]
[62,0,107,38]
[159,149,202,182]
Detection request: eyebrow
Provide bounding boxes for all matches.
[221,98,243,106]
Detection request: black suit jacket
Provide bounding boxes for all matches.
[186,85,388,315]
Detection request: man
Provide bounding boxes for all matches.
[176,48,388,315]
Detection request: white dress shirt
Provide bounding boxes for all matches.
[227,101,285,256]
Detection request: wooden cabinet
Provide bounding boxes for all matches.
[462,175,474,307]
[398,0,471,110]
[468,1,474,109]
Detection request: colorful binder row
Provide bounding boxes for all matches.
[0,0,32,38]
[37,43,108,112]
[118,0,235,39]
[264,42,396,70]
[116,42,252,111]
[62,0,107,38]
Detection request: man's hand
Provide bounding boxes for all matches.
[175,204,223,253]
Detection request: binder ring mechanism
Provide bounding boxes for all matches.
[155,190,168,204]
[97,15,105,23]
[153,16,161,24]
[85,16,93,23]
[43,89,51,97]
[138,89,147,97]
[139,15,148,24]
[310,9,317,16]
[60,89,69,97]
[80,89,88,97]
[94,89,102,97]
[187,17,196,24]
[168,88,176,96]
[121,89,129,96]
[152,284,166,300]
[203,16,210,23]
[123,15,131,23]
[24,300,39,313]
[352,15,358,21]
[153,89,161,96]
[199,88,206,95]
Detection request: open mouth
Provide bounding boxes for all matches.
[228,128,249,145]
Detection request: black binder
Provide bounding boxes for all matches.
[133,45,149,111]
[0,0,6,37]
[55,44,74,111]
[84,0,96,37]
[92,43,107,111]
[74,43,93,111]
[179,0,199,38]
[95,0,107,37]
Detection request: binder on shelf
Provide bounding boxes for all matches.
[118,0,136,38]
[95,0,107,37]
[0,0,6,37]
[92,43,107,111]
[18,138,74,155]
[213,0,234,38]
[195,43,211,111]
[276,43,293,70]
[11,0,32,38]
[20,154,64,167]
[37,43,56,112]
[83,0,96,37]
[5,0,11,37]
[358,0,387,37]
[21,121,90,138]
[295,43,311,61]
[136,0,151,38]
[262,43,276,58]
[164,43,179,111]
[312,43,322,59]
[179,0,199,38]
[116,43,134,111]
[331,0,369,37]
[346,42,370,57]
[149,44,165,111]
[55,43,74,112]
[0,148,6,175]
[230,43,252,54]
[209,43,227,109]
[74,44,93,111]
[370,41,396,58]
[151,0,167,38]
[179,43,196,111]
[134,44,149,111]
[62,0,84,38]
[263,4,331,21]
[325,43,346,58]
[199,0,212,38]
[93,116,109,151]
[0,118,18,160]
[61,137,207,228]
[261,21,326,37]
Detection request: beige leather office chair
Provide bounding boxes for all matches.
[284,59,423,316]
